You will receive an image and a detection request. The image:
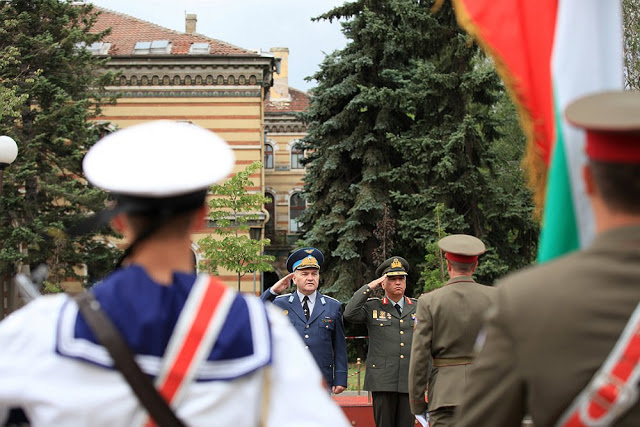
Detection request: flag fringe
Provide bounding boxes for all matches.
[451,0,547,218]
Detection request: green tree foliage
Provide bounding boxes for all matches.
[0,47,29,121]
[199,161,275,291]
[623,0,640,90]
[0,0,120,285]
[301,0,538,300]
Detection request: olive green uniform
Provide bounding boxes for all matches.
[344,285,417,427]
[408,276,495,426]
[457,226,640,426]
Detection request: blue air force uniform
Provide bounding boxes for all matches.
[260,248,348,388]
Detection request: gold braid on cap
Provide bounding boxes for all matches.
[299,256,319,268]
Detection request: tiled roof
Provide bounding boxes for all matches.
[91,7,256,56]
[265,87,310,113]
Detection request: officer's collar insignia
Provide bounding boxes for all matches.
[391,258,402,269]
[305,249,314,254]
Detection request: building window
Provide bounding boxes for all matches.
[291,145,304,169]
[290,192,306,233]
[265,192,275,238]
[264,143,274,169]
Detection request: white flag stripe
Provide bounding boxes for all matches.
[550,0,624,248]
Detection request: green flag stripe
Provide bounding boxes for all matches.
[537,95,580,262]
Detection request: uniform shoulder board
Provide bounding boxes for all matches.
[366,297,381,302]
[322,295,340,303]
[274,293,292,299]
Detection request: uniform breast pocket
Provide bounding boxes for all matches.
[319,318,336,331]
[367,358,386,369]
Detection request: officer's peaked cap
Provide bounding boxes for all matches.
[287,247,324,273]
[376,256,409,277]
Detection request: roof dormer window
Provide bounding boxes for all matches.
[75,41,111,55]
[133,40,171,55]
[189,42,210,54]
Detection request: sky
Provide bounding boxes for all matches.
[88,0,349,92]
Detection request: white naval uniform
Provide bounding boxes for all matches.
[0,266,349,427]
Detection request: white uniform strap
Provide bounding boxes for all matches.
[557,302,640,427]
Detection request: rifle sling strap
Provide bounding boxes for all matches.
[74,292,185,427]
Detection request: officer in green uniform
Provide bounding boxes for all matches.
[457,91,640,426]
[408,235,495,427]
[344,256,417,427]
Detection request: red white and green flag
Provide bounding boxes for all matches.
[452,0,623,262]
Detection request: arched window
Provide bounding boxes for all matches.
[264,143,274,169]
[290,192,306,233]
[291,145,304,169]
[265,192,275,238]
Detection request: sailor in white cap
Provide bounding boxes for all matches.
[0,121,349,426]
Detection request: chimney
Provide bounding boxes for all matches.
[185,13,197,34]
[269,47,291,102]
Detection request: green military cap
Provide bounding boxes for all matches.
[438,234,485,263]
[376,256,410,277]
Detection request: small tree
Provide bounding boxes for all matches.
[199,161,274,291]
[420,203,448,294]
[371,203,396,266]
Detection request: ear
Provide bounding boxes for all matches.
[189,205,208,232]
[583,164,597,196]
[110,214,127,234]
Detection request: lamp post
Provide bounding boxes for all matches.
[0,135,18,196]
[0,136,18,319]
[249,227,262,295]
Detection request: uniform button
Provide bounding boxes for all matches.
[304,334,309,339]
[305,346,309,349]
[400,343,405,347]
[372,364,376,368]
[400,331,404,335]
[400,319,404,323]
[400,355,405,359]
[380,323,384,326]
[305,325,310,329]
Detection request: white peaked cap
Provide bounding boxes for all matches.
[83,121,234,197]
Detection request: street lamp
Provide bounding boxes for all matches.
[0,136,18,318]
[0,135,18,196]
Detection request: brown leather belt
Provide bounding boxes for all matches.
[433,357,473,367]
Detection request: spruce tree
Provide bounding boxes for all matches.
[300,0,424,299]
[301,0,538,299]
[0,0,119,287]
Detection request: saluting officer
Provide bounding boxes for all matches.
[344,256,417,427]
[458,92,640,426]
[261,247,348,394]
[408,235,495,427]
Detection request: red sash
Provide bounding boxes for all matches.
[557,302,640,427]
[143,275,234,427]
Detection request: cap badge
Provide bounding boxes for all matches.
[305,249,314,254]
[391,258,402,269]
